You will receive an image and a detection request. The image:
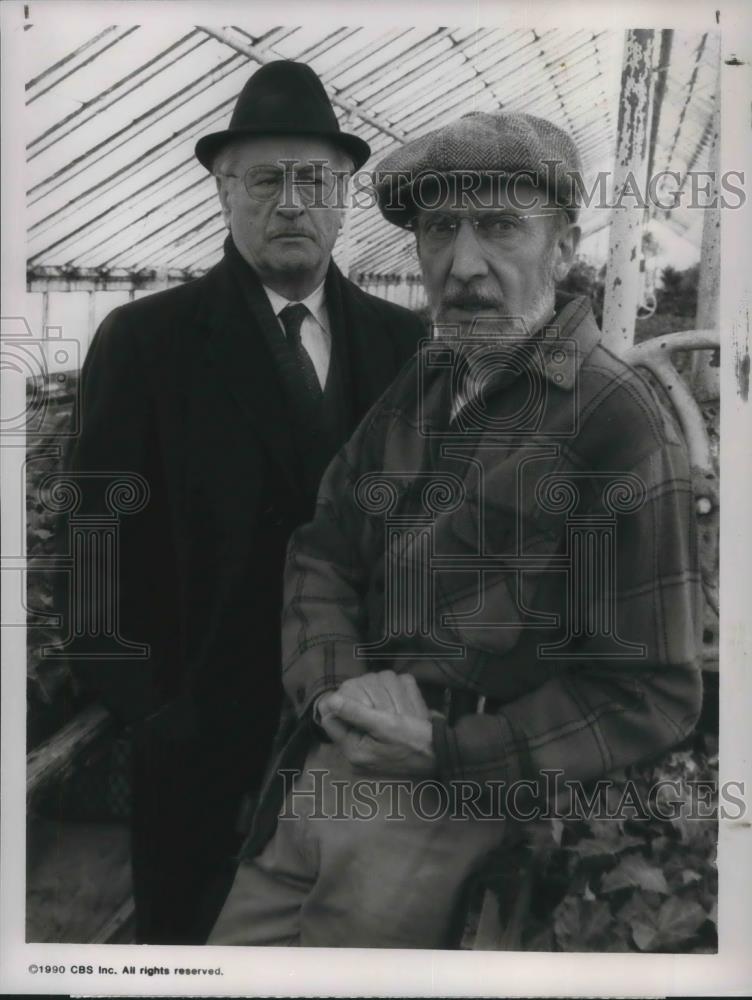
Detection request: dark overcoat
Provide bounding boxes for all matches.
[61,237,423,942]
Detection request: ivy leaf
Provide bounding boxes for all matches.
[681,869,702,885]
[601,855,670,894]
[578,819,616,843]
[569,833,644,858]
[631,917,658,952]
[618,894,708,951]
[617,893,659,952]
[654,897,707,949]
[650,835,671,858]
[671,813,718,848]
[553,896,613,951]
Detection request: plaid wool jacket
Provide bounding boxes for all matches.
[280,295,703,792]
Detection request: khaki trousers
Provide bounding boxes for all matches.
[208,741,507,949]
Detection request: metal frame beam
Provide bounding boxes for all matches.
[198,25,408,146]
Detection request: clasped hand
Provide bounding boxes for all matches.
[316,670,436,778]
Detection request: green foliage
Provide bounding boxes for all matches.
[511,732,718,953]
[411,262,700,342]
[557,261,605,326]
[26,376,81,750]
[656,264,699,318]
[556,262,700,336]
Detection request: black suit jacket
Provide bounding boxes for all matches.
[61,240,423,941]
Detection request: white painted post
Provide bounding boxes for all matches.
[601,29,656,353]
[692,63,721,401]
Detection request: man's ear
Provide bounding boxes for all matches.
[553,221,581,282]
[215,176,231,228]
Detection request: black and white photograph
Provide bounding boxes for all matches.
[1,0,750,995]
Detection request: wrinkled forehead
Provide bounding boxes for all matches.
[214,134,350,172]
[414,173,551,215]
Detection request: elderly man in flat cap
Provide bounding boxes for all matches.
[209,112,702,949]
[61,60,423,944]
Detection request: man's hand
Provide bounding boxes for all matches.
[318,672,436,778]
[317,670,431,721]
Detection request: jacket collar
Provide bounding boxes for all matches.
[195,235,403,501]
[537,293,601,391]
[420,293,601,431]
[323,255,400,426]
[196,237,301,500]
[437,292,601,406]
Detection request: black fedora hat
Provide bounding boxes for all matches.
[195,60,371,171]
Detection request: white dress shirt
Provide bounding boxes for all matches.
[262,281,332,390]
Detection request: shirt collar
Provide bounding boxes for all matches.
[262,279,329,334]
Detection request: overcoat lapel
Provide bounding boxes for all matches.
[196,248,300,500]
[327,262,401,423]
[195,243,410,504]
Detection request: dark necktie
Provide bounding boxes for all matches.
[279,302,322,402]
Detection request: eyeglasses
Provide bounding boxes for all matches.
[230,163,346,206]
[411,211,560,247]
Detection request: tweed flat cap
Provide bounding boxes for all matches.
[374,111,583,227]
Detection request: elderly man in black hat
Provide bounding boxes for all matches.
[61,60,422,944]
[208,111,701,949]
